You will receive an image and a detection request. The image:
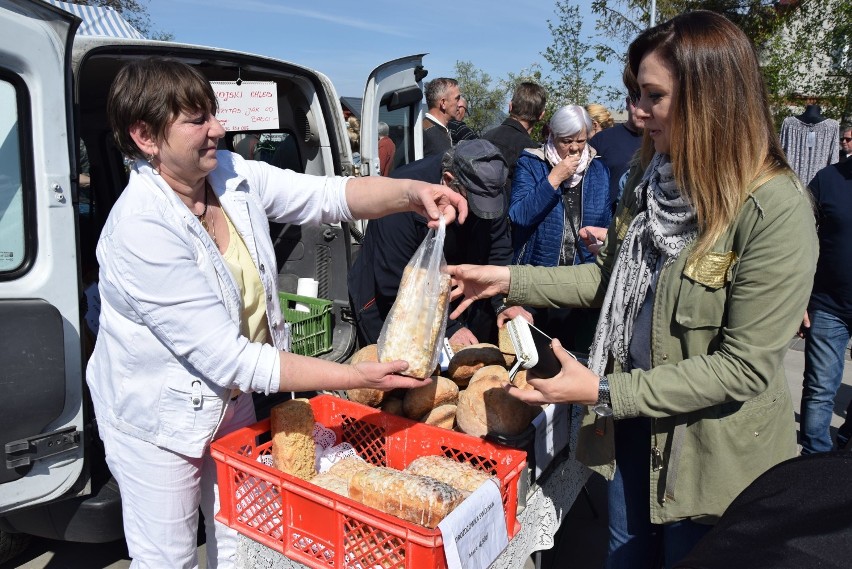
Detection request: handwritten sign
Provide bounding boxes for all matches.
[211,81,279,132]
[438,481,508,569]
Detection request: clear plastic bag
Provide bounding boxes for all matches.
[377,216,451,378]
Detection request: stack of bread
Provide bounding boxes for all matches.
[268,400,497,529]
[345,329,542,439]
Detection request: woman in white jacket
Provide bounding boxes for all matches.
[88,57,466,568]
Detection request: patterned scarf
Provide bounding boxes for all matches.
[587,153,698,375]
[544,135,590,188]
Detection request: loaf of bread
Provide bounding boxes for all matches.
[404,455,496,495]
[312,457,376,497]
[270,399,317,480]
[446,343,506,387]
[348,466,465,528]
[402,376,459,420]
[497,326,517,367]
[380,395,405,416]
[378,265,451,379]
[419,404,457,429]
[456,370,536,438]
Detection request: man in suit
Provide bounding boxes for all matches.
[422,77,460,157]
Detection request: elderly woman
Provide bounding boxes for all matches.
[447,11,816,568]
[88,57,465,568]
[508,104,612,351]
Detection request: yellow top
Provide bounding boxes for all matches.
[221,208,270,346]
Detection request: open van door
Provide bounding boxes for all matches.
[352,54,426,241]
[359,54,427,179]
[0,0,86,511]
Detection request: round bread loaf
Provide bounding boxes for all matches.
[446,343,506,387]
[420,404,457,429]
[381,396,405,416]
[468,364,510,386]
[402,376,459,420]
[456,373,535,438]
[346,344,386,407]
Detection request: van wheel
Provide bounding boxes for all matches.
[0,529,32,564]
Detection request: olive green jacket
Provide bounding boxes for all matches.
[506,169,817,524]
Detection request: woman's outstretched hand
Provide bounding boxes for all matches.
[506,338,599,406]
[350,360,435,390]
[446,264,511,320]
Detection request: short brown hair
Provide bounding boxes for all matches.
[510,82,547,123]
[107,58,218,159]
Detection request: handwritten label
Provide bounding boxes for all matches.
[438,481,507,569]
[211,81,279,132]
[533,403,569,479]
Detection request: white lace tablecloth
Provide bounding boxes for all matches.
[236,406,590,568]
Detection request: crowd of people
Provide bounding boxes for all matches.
[86,8,850,569]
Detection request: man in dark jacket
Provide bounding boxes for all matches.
[348,139,515,347]
[482,82,547,207]
[422,77,459,157]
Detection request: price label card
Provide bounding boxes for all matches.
[438,481,508,569]
[211,81,279,131]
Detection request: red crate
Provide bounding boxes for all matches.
[211,394,527,569]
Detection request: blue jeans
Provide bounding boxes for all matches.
[606,418,712,569]
[800,309,852,454]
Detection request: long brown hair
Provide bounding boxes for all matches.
[628,10,792,258]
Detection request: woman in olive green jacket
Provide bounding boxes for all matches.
[448,11,817,569]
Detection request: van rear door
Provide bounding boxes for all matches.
[358,54,427,178]
[0,0,87,512]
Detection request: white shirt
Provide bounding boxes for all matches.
[86,151,352,457]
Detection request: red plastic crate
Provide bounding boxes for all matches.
[211,394,527,569]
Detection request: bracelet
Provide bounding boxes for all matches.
[495,304,510,316]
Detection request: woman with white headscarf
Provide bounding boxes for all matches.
[508,104,612,352]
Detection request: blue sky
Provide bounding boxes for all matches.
[146,0,625,104]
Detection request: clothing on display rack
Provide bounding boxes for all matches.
[779,106,840,186]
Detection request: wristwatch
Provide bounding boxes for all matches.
[592,375,613,417]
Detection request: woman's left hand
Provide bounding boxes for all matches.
[350,360,436,390]
[409,182,469,227]
[506,338,600,405]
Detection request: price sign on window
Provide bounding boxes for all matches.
[211,81,279,132]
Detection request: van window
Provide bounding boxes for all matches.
[0,79,25,273]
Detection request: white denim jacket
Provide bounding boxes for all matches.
[86,151,352,457]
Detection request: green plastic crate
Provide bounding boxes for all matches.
[278,292,332,357]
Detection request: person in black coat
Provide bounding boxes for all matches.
[348,139,527,347]
[483,82,547,207]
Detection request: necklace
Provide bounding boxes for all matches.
[195,185,217,244]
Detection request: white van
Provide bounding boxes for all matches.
[0,0,428,562]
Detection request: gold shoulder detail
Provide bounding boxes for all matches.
[684,251,738,289]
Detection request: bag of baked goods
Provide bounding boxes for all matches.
[377,216,451,378]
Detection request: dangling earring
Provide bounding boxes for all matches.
[147,153,160,175]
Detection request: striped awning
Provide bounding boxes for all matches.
[45,0,145,39]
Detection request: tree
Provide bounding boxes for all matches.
[453,61,507,135]
[67,0,172,40]
[576,0,850,123]
[541,0,608,111]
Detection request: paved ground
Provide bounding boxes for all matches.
[4,339,850,569]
